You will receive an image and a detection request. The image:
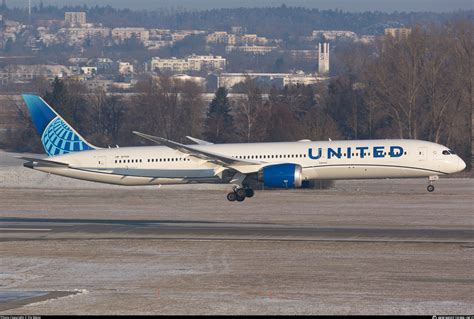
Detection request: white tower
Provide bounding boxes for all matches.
[318,43,330,74]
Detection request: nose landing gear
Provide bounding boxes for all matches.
[427,175,439,192]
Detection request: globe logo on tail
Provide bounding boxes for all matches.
[41,117,93,156]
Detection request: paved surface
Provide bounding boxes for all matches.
[1,217,473,243]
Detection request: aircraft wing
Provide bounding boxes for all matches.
[133,131,263,169]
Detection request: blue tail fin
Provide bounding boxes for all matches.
[22,94,97,156]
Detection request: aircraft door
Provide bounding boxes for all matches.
[97,156,107,169]
[417,147,427,161]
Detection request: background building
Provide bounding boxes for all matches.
[312,30,357,40]
[112,28,150,43]
[151,55,226,73]
[64,12,86,25]
[60,27,111,45]
[216,72,326,90]
[384,28,412,40]
[118,62,134,75]
[225,45,276,55]
[318,43,330,74]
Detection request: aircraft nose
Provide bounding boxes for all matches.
[458,157,466,172]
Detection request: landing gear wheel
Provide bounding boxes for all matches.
[427,185,435,192]
[236,194,246,202]
[245,188,254,198]
[227,192,237,201]
[235,188,246,198]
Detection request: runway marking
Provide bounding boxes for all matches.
[0,228,52,231]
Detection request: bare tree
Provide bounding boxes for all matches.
[177,80,206,140]
[449,19,474,166]
[234,78,267,142]
[421,25,460,143]
[369,28,427,139]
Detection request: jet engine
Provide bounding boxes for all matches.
[258,163,303,188]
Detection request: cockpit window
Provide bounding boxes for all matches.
[442,150,455,155]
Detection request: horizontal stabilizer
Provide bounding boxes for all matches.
[16,156,69,168]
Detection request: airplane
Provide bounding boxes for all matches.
[18,94,466,202]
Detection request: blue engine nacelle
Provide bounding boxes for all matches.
[258,164,303,188]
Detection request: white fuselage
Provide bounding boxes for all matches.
[30,139,465,186]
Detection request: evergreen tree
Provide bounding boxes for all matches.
[4,38,13,52]
[272,57,285,73]
[203,87,234,143]
[43,77,89,134]
[44,77,70,121]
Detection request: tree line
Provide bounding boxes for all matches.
[2,3,472,37]
[3,19,473,167]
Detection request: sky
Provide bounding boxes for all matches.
[12,0,474,12]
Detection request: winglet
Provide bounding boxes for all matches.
[186,136,214,145]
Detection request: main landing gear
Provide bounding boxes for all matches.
[427,175,439,192]
[227,187,255,202]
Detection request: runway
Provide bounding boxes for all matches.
[1,217,473,243]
